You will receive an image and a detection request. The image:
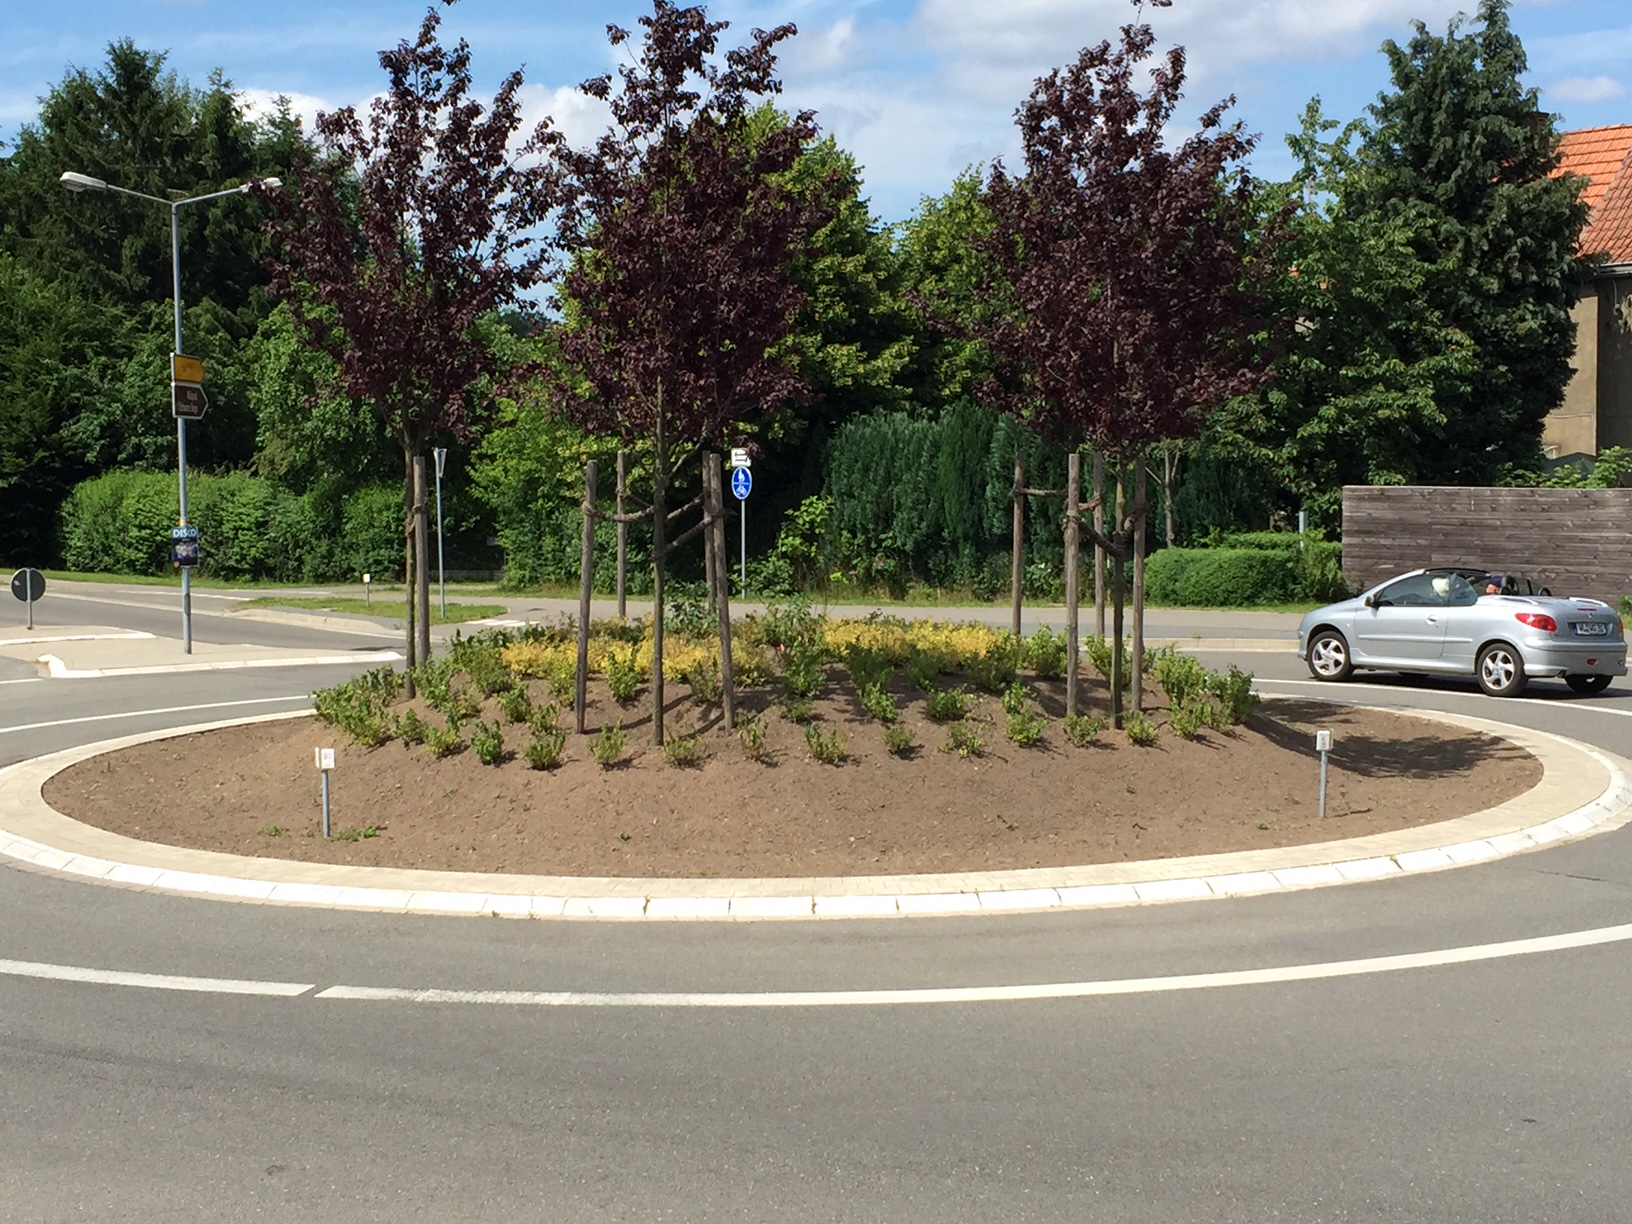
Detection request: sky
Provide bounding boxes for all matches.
[5,0,1631,225]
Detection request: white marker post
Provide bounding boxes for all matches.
[1315,729,1333,818]
[315,746,336,837]
[362,573,372,608]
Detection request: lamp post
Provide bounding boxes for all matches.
[59,171,280,653]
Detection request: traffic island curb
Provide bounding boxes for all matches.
[0,702,1627,920]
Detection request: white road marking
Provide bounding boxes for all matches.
[0,695,309,736]
[0,632,155,647]
[0,957,314,996]
[1256,677,1632,718]
[0,679,44,687]
[8,921,1632,1006]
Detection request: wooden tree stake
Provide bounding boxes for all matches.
[576,459,598,734]
[616,450,628,619]
[1092,450,1106,640]
[412,453,431,673]
[1012,453,1025,637]
[1110,462,1126,728]
[1131,460,1147,716]
[1065,452,1082,718]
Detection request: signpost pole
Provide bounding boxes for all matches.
[172,204,192,655]
[434,447,447,618]
[740,494,746,592]
[25,585,33,631]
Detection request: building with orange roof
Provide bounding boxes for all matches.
[1546,124,1632,460]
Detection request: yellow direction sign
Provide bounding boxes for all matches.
[171,353,204,384]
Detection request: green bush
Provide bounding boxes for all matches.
[1144,536,1347,607]
[470,720,505,766]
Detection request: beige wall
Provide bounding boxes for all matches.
[1545,294,1599,459]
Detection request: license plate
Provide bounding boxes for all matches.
[1574,622,1610,636]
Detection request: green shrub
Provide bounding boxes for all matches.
[1000,681,1030,717]
[396,708,430,746]
[859,683,898,723]
[470,720,505,765]
[605,644,644,704]
[843,645,893,694]
[738,714,770,762]
[781,640,825,700]
[685,660,723,704]
[311,675,393,746]
[1124,710,1158,745]
[524,724,566,770]
[904,650,947,692]
[883,722,916,756]
[1206,665,1260,725]
[1023,626,1066,679]
[1152,651,1209,706]
[967,637,1022,693]
[425,721,463,758]
[410,657,456,711]
[943,719,984,758]
[497,686,533,725]
[1145,536,1347,606]
[1168,701,1203,739]
[1005,708,1046,747]
[527,702,561,735]
[925,686,974,722]
[804,724,847,764]
[1062,712,1104,747]
[591,721,627,767]
[663,733,704,768]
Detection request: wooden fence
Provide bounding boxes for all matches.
[1341,485,1632,605]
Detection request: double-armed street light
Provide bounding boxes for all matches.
[59,170,281,653]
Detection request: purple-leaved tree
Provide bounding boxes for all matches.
[980,0,1283,723]
[554,1,835,744]
[261,0,567,680]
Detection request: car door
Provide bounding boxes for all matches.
[1436,573,1484,669]
[1353,573,1450,665]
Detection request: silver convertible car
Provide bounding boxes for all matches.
[1297,567,1626,697]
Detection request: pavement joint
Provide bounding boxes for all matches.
[1,701,1629,921]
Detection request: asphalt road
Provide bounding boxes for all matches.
[4,586,1632,1222]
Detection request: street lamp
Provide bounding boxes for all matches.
[60,171,281,653]
[433,447,448,618]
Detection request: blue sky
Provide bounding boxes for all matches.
[5,0,1631,224]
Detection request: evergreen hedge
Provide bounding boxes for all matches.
[1144,534,1348,606]
[59,470,406,582]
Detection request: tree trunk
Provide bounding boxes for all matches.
[1110,461,1126,729]
[706,453,737,730]
[1064,451,1081,718]
[650,389,667,747]
[616,450,628,620]
[1092,450,1106,640]
[412,453,431,672]
[402,445,417,694]
[1011,452,1024,638]
[1131,460,1147,716]
[576,460,597,735]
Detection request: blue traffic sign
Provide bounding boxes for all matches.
[730,466,752,500]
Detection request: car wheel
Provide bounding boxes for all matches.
[1565,674,1613,696]
[1307,630,1353,681]
[1476,643,1527,697]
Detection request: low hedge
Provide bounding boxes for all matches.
[59,469,406,582]
[1145,537,1347,607]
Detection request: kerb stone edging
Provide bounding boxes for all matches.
[0,702,1627,921]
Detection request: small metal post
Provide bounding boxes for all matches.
[434,447,447,618]
[740,496,747,592]
[172,204,193,656]
[363,573,372,607]
[26,587,34,631]
[315,747,335,837]
[1316,729,1332,818]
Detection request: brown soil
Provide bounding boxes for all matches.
[44,674,1541,879]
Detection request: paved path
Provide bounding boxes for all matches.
[8,580,1632,1221]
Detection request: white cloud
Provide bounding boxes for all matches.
[516,83,614,150]
[235,88,332,131]
[1546,74,1627,104]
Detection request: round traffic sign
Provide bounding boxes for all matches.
[10,568,45,602]
[730,467,752,500]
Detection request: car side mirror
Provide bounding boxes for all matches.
[1363,594,1376,608]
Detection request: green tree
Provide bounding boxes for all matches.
[1351,0,1589,483]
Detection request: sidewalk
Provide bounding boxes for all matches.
[1,704,1625,920]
